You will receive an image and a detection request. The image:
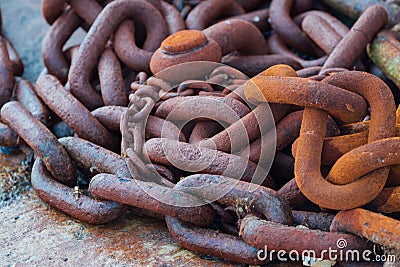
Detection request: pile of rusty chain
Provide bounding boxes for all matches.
[0,0,400,265]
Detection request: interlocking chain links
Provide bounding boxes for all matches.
[32,158,125,224]
[88,173,214,227]
[294,71,396,210]
[175,174,293,225]
[68,0,168,109]
[120,65,250,184]
[31,136,129,224]
[120,92,160,183]
[242,65,398,210]
[164,174,292,265]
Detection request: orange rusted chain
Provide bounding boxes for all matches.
[294,108,382,210]
[244,68,368,123]
[323,71,395,142]
[292,131,368,166]
[330,208,400,251]
[294,71,396,210]
[327,137,400,185]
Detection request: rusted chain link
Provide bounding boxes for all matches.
[331,208,400,251]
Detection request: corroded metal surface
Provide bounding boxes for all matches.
[0,2,242,266]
